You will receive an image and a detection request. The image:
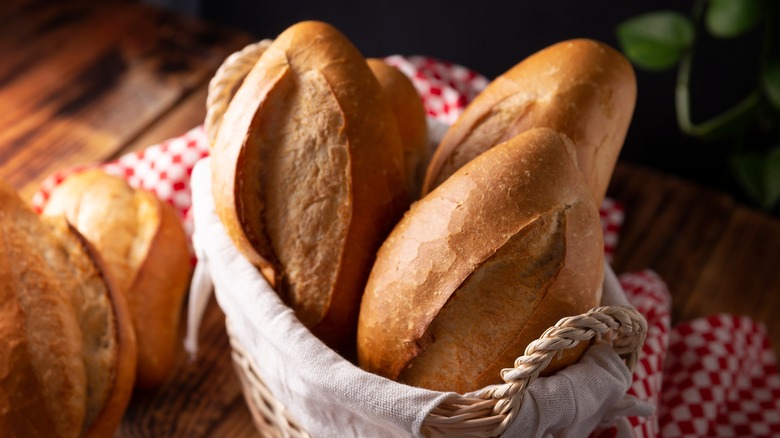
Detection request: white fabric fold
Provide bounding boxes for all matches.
[183,230,212,358]
[185,157,651,437]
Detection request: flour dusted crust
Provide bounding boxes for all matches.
[358,128,604,393]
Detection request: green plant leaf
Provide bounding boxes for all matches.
[733,151,766,205]
[765,147,780,209]
[616,12,694,71]
[764,61,780,111]
[705,0,763,38]
[733,147,780,210]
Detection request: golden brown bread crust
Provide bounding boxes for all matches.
[46,220,117,431]
[0,180,137,437]
[0,198,78,438]
[367,58,429,201]
[211,21,407,350]
[43,170,154,295]
[124,196,191,388]
[423,39,636,204]
[64,222,137,438]
[43,169,191,388]
[357,128,604,393]
[83,282,135,436]
[0,239,61,437]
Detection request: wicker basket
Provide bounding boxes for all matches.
[205,41,648,438]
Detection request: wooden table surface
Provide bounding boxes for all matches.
[2,1,779,436]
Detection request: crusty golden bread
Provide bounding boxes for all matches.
[210,21,407,350]
[58,221,137,438]
[423,39,636,204]
[357,128,604,393]
[43,169,192,389]
[367,58,429,201]
[0,180,136,437]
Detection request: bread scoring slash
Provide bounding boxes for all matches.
[358,128,605,393]
[210,21,408,351]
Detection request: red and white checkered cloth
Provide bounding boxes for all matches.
[32,56,780,437]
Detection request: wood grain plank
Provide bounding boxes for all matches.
[0,2,251,199]
[207,399,262,438]
[119,298,247,437]
[0,3,139,130]
[608,162,736,322]
[121,83,209,155]
[0,1,120,85]
[682,207,780,355]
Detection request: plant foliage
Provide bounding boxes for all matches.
[617,0,780,210]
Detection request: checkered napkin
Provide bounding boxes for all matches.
[32,56,780,437]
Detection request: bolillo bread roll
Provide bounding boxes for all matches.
[210,21,407,350]
[423,39,636,204]
[43,169,192,389]
[367,58,429,201]
[357,128,604,393]
[0,180,136,437]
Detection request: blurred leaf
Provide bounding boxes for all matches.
[733,147,780,209]
[764,61,780,111]
[734,151,766,205]
[766,148,780,209]
[706,0,763,38]
[616,12,694,70]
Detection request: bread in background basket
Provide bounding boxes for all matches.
[0,180,137,437]
[42,169,192,389]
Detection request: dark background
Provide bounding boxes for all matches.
[179,0,777,208]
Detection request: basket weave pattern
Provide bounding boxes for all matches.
[229,323,311,438]
[208,41,648,438]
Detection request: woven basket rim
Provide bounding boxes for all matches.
[226,304,646,438]
[207,40,649,438]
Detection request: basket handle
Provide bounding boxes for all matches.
[204,40,272,146]
[422,305,647,437]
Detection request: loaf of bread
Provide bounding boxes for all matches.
[0,180,136,437]
[43,169,192,388]
[367,58,429,201]
[357,128,604,393]
[423,39,636,204]
[210,21,408,350]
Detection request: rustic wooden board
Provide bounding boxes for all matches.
[0,0,251,200]
[609,162,780,356]
[683,207,780,355]
[608,162,737,321]
[119,298,254,437]
[122,83,210,155]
